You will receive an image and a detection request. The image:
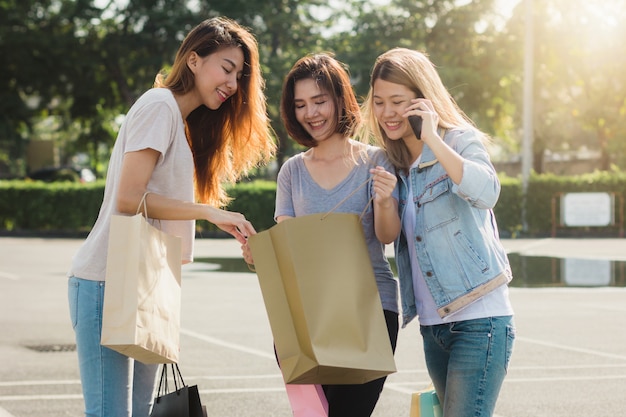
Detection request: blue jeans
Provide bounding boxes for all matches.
[420,316,515,417]
[68,276,159,417]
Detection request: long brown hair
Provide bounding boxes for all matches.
[155,17,275,206]
[280,53,361,147]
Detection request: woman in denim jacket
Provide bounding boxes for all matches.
[360,48,516,417]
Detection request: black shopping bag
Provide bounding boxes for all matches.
[150,364,206,417]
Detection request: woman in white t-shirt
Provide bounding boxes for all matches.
[67,17,275,417]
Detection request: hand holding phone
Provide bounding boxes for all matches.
[408,115,422,140]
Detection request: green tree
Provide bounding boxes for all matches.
[0,0,200,176]
[330,0,515,143]
[504,0,626,172]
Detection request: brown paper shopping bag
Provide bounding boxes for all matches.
[101,193,182,364]
[248,206,396,384]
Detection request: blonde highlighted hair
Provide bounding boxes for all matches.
[155,17,275,206]
[360,48,487,171]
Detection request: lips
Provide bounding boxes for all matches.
[383,121,403,131]
[216,89,228,102]
[309,120,325,130]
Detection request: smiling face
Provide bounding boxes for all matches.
[293,78,338,143]
[372,78,420,142]
[190,46,244,110]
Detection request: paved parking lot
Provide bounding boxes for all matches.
[1,237,625,417]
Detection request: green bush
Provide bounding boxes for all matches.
[1,172,625,237]
[494,174,523,237]
[526,169,626,237]
[0,180,103,233]
[196,180,277,236]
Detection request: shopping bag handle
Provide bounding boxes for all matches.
[156,363,187,396]
[136,192,150,216]
[321,177,374,221]
[135,191,163,229]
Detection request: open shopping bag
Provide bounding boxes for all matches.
[248,180,396,384]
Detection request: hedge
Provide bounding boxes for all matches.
[1,171,625,238]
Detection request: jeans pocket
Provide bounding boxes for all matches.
[449,317,492,334]
[504,323,516,372]
[68,277,79,329]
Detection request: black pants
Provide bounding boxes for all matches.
[322,309,399,417]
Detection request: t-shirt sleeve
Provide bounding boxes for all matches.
[123,98,177,159]
[274,158,296,220]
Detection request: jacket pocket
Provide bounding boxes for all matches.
[420,180,458,231]
[453,230,489,273]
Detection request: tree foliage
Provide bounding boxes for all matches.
[503,0,626,171]
[1,0,625,180]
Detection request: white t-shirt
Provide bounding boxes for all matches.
[68,88,195,281]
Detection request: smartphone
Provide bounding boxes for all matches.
[408,115,422,140]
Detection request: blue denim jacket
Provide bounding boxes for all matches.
[395,128,512,327]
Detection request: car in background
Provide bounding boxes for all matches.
[28,166,96,183]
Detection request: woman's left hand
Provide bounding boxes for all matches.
[241,241,254,265]
[370,166,397,206]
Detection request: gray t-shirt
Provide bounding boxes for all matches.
[275,142,399,313]
[68,88,195,281]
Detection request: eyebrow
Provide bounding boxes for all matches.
[294,93,330,102]
[222,58,237,69]
[373,93,408,100]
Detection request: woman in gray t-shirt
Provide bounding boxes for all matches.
[246,53,400,417]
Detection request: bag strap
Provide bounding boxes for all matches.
[320,177,374,221]
[136,191,150,216]
[156,364,187,396]
[156,364,168,396]
[173,363,186,389]
[135,191,163,229]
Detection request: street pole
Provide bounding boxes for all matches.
[522,0,534,233]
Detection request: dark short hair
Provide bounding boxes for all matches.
[280,53,361,147]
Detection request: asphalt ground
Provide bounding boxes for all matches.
[1,236,625,417]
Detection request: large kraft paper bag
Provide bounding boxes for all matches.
[248,212,396,384]
[101,212,182,364]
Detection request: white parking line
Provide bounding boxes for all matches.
[517,336,626,361]
[0,406,17,417]
[0,380,80,387]
[0,394,82,401]
[0,272,18,281]
[180,328,275,360]
[3,329,625,408]
[2,369,625,403]
[503,374,626,383]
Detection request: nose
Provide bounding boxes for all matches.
[375,103,391,121]
[305,103,320,119]
[382,103,395,118]
[227,74,238,93]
